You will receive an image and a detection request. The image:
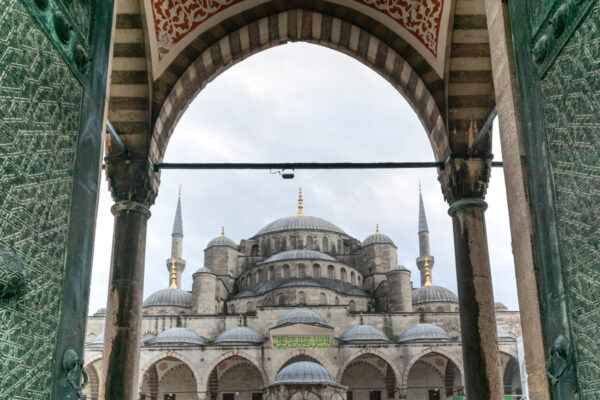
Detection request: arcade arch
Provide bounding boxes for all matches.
[405,352,463,400]
[206,355,266,400]
[340,354,397,400]
[140,356,198,400]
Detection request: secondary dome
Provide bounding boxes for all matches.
[274,308,329,328]
[143,288,192,308]
[94,307,106,316]
[397,323,450,343]
[362,233,396,247]
[151,327,205,346]
[206,235,238,250]
[412,285,458,304]
[274,361,335,384]
[254,215,346,237]
[261,250,337,264]
[215,327,263,344]
[340,325,388,342]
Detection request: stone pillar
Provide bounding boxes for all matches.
[484,1,551,398]
[440,157,503,400]
[101,158,157,400]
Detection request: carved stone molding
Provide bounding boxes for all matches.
[438,156,492,205]
[105,156,159,207]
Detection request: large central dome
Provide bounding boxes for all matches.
[253,215,346,237]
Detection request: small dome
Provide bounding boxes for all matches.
[143,288,192,308]
[88,332,104,345]
[194,267,215,275]
[412,285,458,304]
[388,265,410,273]
[397,323,450,343]
[340,325,388,342]
[151,327,205,345]
[94,307,106,316]
[206,235,238,250]
[254,215,346,237]
[261,249,337,264]
[362,233,396,247]
[274,361,335,384]
[215,327,263,344]
[495,302,508,310]
[274,308,329,328]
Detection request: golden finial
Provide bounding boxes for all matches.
[178,185,182,197]
[424,256,432,287]
[376,224,380,234]
[297,188,305,216]
[221,226,225,238]
[169,259,178,289]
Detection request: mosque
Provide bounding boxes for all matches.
[84,189,523,400]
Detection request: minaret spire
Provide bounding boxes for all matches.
[416,184,434,286]
[296,188,305,216]
[167,187,186,288]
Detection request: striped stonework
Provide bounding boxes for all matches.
[447,0,495,154]
[149,9,450,165]
[107,0,151,156]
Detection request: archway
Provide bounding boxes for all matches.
[140,356,198,400]
[340,354,396,400]
[501,353,522,396]
[405,352,463,400]
[206,355,265,400]
[82,360,101,400]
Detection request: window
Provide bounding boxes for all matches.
[278,294,285,306]
[320,293,327,305]
[246,302,255,313]
[283,265,291,278]
[335,297,340,305]
[349,300,356,312]
[351,271,356,285]
[328,265,335,279]
[290,236,296,249]
[223,394,235,400]
[252,394,263,400]
[251,244,259,256]
[164,394,176,400]
[306,236,313,249]
[341,268,347,282]
[298,291,306,305]
[428,390,441,400]
[322,237,329,252]
[313,264,321,278]
[269,266,275,280]
[298,264,306,278]
[256,269,263,282]
[337,239,342,254]
[369,391,381,400]
[347,392,353,400]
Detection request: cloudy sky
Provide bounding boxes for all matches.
[88,42,518,314]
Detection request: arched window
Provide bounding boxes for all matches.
[247,273,253,285]
[320,293,327,305]
[306,236,313,250]
[247,302,255,313]
[298,264,306,278]
[313,264,321,278]
[290,236,297,249]
[335,297,340,305]
[278,294,285,306]
[269,266,275,280]
[328,265,335,279]
[349,300,356,312]
[322,237,329,253]
[358,276,362,285]
[298,291,306,305]
[280,237,287,250]
[351,271,356,285]
[251,244,259,256]
[256,269,263,282]
[230,304,235,314]
[283,264,290,278]
[264,296,272,306]
[341,268,347,282]
[337,239,343,254]
[274,237,280,252]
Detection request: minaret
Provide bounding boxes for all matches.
[166,186,186,288]
[297,187,305,216]
[416,184,434,286]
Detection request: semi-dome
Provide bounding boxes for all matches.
[215,327,263,344]
[206,235,238,250]
[151,327,205,346]
[193,267,214,275]
[88,332,104,346]
[362,233,396,247]
[340,325,388,342]
[274,308,329,328]
[397,323,450,343]
[412,285,458,304]
[261,249,337,264]
[274,361,335,384]
[254,215,346,237]
[143,288,192,308]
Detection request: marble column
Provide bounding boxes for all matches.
[441,157,503,400]
[101,200,151,400]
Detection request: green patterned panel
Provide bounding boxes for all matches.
[0,0,83,399]
[539,3,600,398]
[526,0,558,35]
[272,336,331,349]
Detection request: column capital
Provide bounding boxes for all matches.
[105,155,159,206]
[111,200,151,218]
[439,155,493,205]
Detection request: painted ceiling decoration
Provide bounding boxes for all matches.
[146,0,449,78]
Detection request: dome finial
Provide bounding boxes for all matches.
[169,259,178,289]
[297,188,305,216]
[376,224,380,234]
[424,256,432,286]
[221,226,225,238]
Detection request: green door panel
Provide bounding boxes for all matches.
[0,0,114,399]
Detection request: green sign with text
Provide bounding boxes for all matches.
[272,336,331,349]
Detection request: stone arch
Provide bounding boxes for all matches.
[139,352,203,395]
[500,352,522,395]
[336,349,402,387]
[201,351,268,395]
[83,353,103,370]
[82,362,100,400]
[402,348,464,387]
[209,357,265,400]
[150,10,449,165]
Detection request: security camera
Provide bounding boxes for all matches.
[281,169,295,179]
